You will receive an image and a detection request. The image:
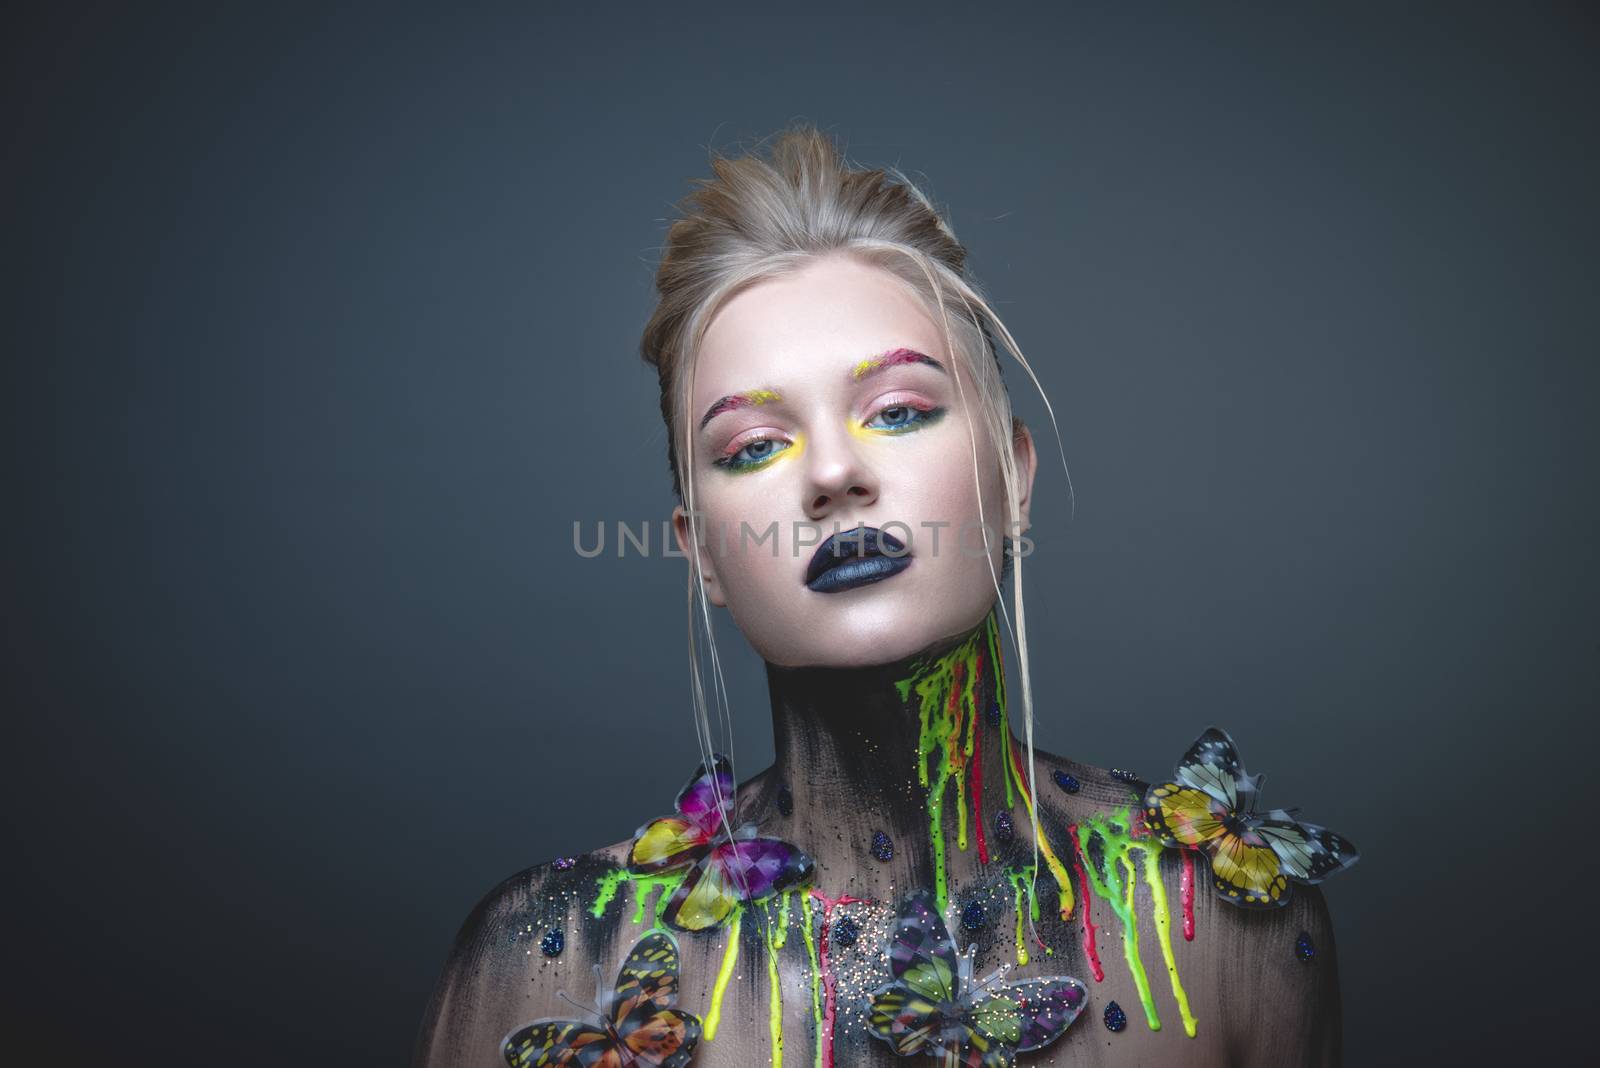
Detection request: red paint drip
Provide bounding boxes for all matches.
[809,888,869,1068]
[971,718,989,864]
[1180,849,1196,941]
[1067,825,1105,982]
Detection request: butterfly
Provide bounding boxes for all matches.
[628,754,814,931]
[1142,726,1360,908]
[865,889,1088,1067]
[501,929,701,1068]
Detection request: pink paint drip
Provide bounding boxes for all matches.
[1180,849,1196,941]
[1066,825,1105,982]
[809,888,870,1068]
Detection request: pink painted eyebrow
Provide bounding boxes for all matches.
[698,348,945,431]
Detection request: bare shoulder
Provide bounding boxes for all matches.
[411,839,636,1068]
[1022,748,1344,1065]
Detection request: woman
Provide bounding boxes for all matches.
[414,126,1351,1067]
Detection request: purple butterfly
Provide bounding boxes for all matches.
[628,755,813,931]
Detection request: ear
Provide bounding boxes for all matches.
[672,504,726,607]
[1010,417,1038,535]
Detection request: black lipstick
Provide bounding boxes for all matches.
[804,525,912,594]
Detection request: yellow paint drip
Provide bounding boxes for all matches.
[764,903,785,1066]
[704,909,742,1041]
[1142,847,1198,1038]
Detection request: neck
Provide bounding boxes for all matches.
[764,604,1022,836]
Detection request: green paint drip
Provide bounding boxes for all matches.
[987,619,1014,808]
[589,869,686,926]
[1004,866,1048,966]
[1010,878,1030,966]
[704,909,742,1041]
[590,869,629,918]
[1142,847,1198,1038]
[927,766,951,912]
[1074,812,1161,1032]
[901,611,999,913]
[799,894,823,1068]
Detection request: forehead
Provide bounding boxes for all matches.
[692,255,949,402]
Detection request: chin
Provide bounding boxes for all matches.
[743,594,983,669]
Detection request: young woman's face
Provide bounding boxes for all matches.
[672,254,1037,669]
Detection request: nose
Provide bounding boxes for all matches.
[801,426,879,521]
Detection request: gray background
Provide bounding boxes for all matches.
[4,2,1594,1064]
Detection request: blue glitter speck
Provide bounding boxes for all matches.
[1110,768,1139,784]
[1052,769,1080,794]
[871,831,894,862]
[776,785,793,817]
[540,928,564,957]
[552,856,576,871]
[1295,930,1316,962]
[832,916,860,948]
[1103,1000,1127,1032]
[985,700,1002,727]
[993,809,1015,843]
[961,901,987,931]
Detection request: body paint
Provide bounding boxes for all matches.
[1180,850,1196,941]
[1003,733,1076,920]
[703,909,742,1041]
[1074,810,1200,1038]
[764,899,785,1066]
[1142,847,1198,1038]
[809,888,868,1068]
[1066,826,1106,982]
[799,893,824,1068]
[587,869,687,928]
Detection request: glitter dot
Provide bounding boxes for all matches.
[1103,1000,1127,1032]
[552,856,576,871]
[993,810,1015,843]
[540,928,564,957]
[961,901,987,931]
[985,700,1002,727]
[1295,931,1316,962]
[871,831,894,862]
[1110,768,1139,784]
[1052,769,1080,794]
[832,916,860,948]
[776,785,793,817]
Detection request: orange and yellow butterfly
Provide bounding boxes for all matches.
[500,930,700,1067]
[1143,726,1359,908]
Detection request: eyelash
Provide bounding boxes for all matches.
[712,399,945,472]
[863,398,945,434]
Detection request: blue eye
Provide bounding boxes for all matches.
[713,437,791,472]
[865,404,945,434]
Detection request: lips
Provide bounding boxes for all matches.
[804,525,912,594]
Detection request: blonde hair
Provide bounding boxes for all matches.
[638,123,1071,900]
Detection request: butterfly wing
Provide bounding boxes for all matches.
[1255,810,1359,883]
[1173,726,1261,812]
[607,930,682,1019]
[1143,782,1228,849]
[971,977,1089,1053]
[1208,823,1292,907]
[674,754,735,838]
[616,1007,701,1068]
[629,816,710,873]
[888,889,959,1001]
[500,1019,611,1068]
[865,890,965,1056]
